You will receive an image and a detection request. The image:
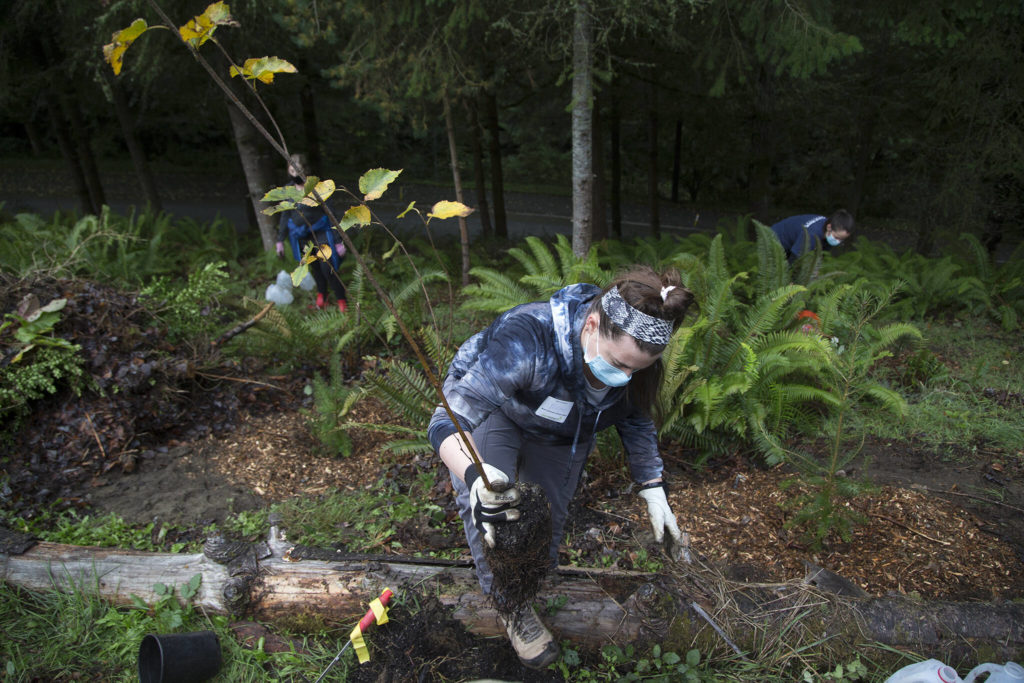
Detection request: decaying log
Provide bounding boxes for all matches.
[2,525,1022,665]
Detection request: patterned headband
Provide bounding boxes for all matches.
[600,286,674,346]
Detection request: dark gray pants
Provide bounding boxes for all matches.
[450,410,592,593]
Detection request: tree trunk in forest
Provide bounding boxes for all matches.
[483,90,507,239]
[103,71,162,212]
[647,81,660,238]
[300,82,322,175]
[611,94,622,239]
[468,101,492,239]
[443,91,471,286]
[45,92,94,215]
[848,107,877,216]
[671,119,682,203]
[59,89,106,213]
[4,539,1022,665]
[571,0,594,258]
[23,120,43,156]
[227,101,278,250]
[591,89,607,242]
[748,66,775,232]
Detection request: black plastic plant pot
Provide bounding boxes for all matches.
[138,631,222,683]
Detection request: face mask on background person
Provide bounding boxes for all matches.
[826,233,842,247]
[583,331,631,387]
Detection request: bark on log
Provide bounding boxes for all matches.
[3,529,1021,665]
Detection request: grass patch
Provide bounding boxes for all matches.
[0,579,340,682]
[271,471,445,552]
[865,321,1024,454]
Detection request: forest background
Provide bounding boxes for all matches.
[1,0,1022,257]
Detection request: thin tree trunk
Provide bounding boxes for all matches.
[443,91,471,287]
[611,93,622,239]
[671,119,682,203]
[227,100,278,251]
[571,0,594,258]
[848,110,877,217]
[483,90,507,239]
[45,92,94,215]
[748,66,775,232]
[23,120,43,156]
[468,101,492,239]
[103,70,162,212]
[591,88,607,242]
[300,81,322,175]
[647,81,660,238]
[60,89,106,213]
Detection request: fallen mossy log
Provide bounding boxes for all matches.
[2,528,1021,666]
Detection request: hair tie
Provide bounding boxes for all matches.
[660,285,676,302]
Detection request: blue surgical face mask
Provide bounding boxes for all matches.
[584,331,631,387]
[825,233,842,247]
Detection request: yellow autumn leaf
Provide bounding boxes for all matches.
[103,18,149,75]
[229,56,297,84]
[299,179,336,206]
[339,205,371,231]
[179,1,237,47]
[428,201,474,220]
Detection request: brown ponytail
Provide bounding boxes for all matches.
[587,265,694,418]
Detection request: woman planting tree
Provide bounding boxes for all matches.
[428,265,694,669]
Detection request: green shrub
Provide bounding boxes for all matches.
[140,261,230,343]
[658,233,836,463]
[0,297,85,429]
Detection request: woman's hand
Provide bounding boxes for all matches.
[466,463,520,548]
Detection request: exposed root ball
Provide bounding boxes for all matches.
[484,482,552,620]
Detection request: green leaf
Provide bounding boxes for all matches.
[229,56,297,83]
[262,200,296,216]
[359,168,402,201]
[102,18,149,75]
[397,201,416,218]
[686,649,701,667]
[291,262,310,288]
[262,185,304,203]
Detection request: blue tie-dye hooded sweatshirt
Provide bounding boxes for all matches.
[427,283,664,484]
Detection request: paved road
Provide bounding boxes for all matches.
[3,166,1001,256]
[1,184,726,243]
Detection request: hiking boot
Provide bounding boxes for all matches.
[337,298,348,313]
[501,605,559,670]
[315,293,326,309]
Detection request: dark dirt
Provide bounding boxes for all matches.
[346,591,561,683]
[486,482,553,621]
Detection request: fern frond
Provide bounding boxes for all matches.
[461,267,533,313]
[754,220,789,296]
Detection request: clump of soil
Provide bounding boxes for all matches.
[485,482,552,621]
[346,589,560,683]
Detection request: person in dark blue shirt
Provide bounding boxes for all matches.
[274,154,349,312]
[770,209,854,262]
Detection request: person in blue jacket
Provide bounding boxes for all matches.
[427,265,694,669]
[770,209,854,263]
[274,154,349,312]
